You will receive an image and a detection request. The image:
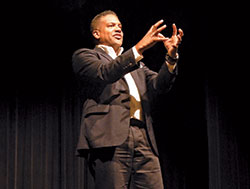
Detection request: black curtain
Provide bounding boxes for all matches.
[1,1,249,188]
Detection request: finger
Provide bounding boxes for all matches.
[154,33,169,42]
[178,28,184,37]
[177,35,182,44]
[172,23,177,36]
[152,19,164,30]
[155,37,169,42]
[158,33,165,38]
[155,24,167,34]
[157,33,169,40]
[177,35,182,41]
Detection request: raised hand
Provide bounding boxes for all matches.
[162,24,184,58]
[135,20,168,55]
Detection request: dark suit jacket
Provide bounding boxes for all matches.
[72,47,177,156]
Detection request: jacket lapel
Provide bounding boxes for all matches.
[94,47,113,62]
[94,47,129,91]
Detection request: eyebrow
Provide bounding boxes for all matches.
[106,21,122,27]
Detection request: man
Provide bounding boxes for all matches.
[72,10,183,189]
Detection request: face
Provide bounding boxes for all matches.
[93,14,123,52]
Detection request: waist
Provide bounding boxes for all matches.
[130,118,145,128]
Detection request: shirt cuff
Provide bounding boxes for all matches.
[132,46,143,63]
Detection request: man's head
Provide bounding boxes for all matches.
[90,10,123,52]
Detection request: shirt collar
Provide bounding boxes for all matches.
[96,45,124,59]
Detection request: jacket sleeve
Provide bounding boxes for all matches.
[143,62,178,94]
[72,48,139,84]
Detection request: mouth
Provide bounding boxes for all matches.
[113,34,122,40]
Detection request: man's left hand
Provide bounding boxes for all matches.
[162,24,184,58]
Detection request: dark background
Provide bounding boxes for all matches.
[1,0,249,188]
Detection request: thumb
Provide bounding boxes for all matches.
[158,33,166,38]
[158,33,169,41]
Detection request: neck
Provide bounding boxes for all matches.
[113,46,121,55]
[114,49,119,55]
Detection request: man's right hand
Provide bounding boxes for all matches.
[135,20,168,55]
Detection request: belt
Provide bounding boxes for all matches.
[130,118,145,128]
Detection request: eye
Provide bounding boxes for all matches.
[108,23,115,28]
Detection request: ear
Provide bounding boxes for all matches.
[92,30,100,40]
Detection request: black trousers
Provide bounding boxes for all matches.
[88,120,164,189]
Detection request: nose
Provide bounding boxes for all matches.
[115,25,122,32]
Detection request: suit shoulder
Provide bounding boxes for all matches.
[72,48,96,58]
